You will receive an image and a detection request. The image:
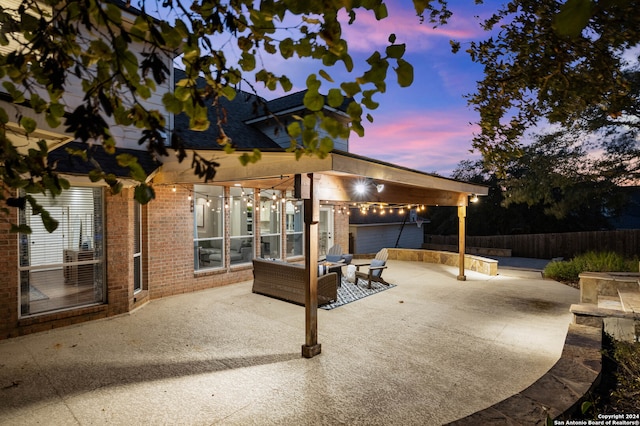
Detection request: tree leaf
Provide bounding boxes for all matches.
[340,82,361,97]
[553,0,593,39]
[303,88,324,112]
[280,38,294,59]
[394,59,413,87]
[319,69,334,82]
[134,183,155,204]
[20,117,37,134]
[287,121,302,138]
[327,88,343,108]
[40,210,59,233]
[386,44,405,59]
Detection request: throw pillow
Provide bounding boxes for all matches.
[369,259,385,277]
[318,264,326,276]
[326,254,342,263]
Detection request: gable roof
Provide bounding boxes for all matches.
[244,88,351,125]
[173,69,281,150]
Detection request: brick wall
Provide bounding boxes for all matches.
[334,202,350,253]
[146,185,253,300]
[1,183,322,340]
[0,198,18,339]
[104,188,133,315]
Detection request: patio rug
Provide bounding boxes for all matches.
[29,285,49,301]
[320,278,396,310]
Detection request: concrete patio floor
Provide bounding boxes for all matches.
[0,260,579,425]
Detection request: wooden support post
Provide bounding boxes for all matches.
[457,205,467,281]
[302,173,321,358]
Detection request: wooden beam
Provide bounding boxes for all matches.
[302,173,321,358]
[457,205,467,281]
[313,176,469,206]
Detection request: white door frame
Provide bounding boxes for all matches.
[318,206,334,256]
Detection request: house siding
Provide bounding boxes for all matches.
[349,223,423,255]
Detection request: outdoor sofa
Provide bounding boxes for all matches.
[252,258,338,305]
[199,239,252,265]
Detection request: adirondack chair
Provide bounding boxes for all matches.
[354,248,389,289]
[322,244,353,264]
[326,244,343,259]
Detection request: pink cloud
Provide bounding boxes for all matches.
[349,108,481,176]
[338,6,485,53]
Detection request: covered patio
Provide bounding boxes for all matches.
[156,149,489,357]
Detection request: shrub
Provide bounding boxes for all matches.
[607,339,640,413]
[543,251,638,283]
[544,260,582,283]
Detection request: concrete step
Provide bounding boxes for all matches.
[619,289,640,313]
[598,295,623,310]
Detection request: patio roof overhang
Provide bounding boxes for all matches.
[153,149,488,207]
[154,148,488,359]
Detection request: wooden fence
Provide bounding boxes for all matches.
[425,230,640,259]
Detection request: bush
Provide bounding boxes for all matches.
[544,251,638,283]
[544,260,582,283]
[607,339,640,413]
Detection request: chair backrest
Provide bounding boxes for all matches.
[327,244,343,256]
[374,248,388,263]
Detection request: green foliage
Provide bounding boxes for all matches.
[440,159,624,236]
[543,259,585,284]
[500,131,631,221]
[461,0,640,174]
[543,251,638,283]
[0,0,452,232]
[607,340,640,413]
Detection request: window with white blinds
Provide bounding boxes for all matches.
[18,187,105,316]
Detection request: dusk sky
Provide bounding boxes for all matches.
[253,1,503,177]
[169,1,503,177]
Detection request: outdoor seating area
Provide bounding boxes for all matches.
[251,252,397,309]
[251,258,338,305]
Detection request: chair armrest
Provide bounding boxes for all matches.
[353,262,371,271]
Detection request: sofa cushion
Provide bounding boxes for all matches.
[230,239,242,252]
[200,248,221,255]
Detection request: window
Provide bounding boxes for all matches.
[133,200,142,293]
[259,189,281,258]
[194,185,224,270]
[18,187,105,316]
[229,186,254,265]
[285,198,303,258]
